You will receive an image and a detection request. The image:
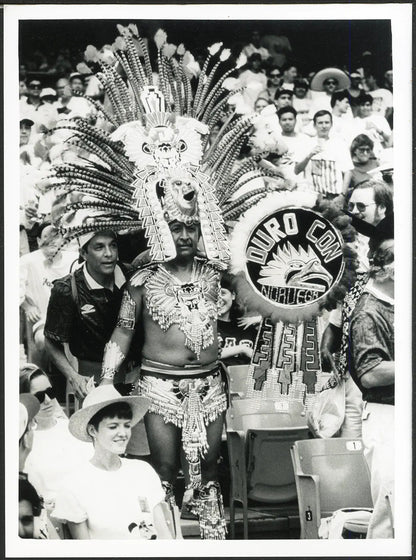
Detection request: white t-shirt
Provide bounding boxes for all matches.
[300,137,353,195]
[52,458,165,539]
[280,133,314,189]
[369,88,393,116]
[20,249,78,323]
[24,416,93,502]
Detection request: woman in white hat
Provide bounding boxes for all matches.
[51,385,172,539]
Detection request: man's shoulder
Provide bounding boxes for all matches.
[51,269,82,297]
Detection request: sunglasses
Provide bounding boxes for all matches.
[347,201,376,212]
[356,147,371,154]
[324,80,338,85]
[270,73,280,78]
[34,386,56,403]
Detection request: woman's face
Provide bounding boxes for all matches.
[219,287,235,317]
[354,145,371,163]
[89,416,132,455]
[254,98,269,113]
[30,374,56,419]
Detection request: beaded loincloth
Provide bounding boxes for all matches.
[137,367,227,488]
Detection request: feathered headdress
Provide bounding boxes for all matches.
[46,24,289,267]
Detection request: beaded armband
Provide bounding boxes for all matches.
[101,341,126,381]
[116,289,136,330]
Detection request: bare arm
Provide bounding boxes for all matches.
[100,285,142,386]
[220,344,253,360]
[360,361,394,389]
[44,338,89,399]
[294,145,322,175]
[320,323,342,373]
[67,520,90,539]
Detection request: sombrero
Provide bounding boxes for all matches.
[310,68,351,92]
[69,385,149,442]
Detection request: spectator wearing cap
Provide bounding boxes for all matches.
[20,224,78,361]
[20,118,34,148]
[294,109,353,198]
[352,94,392,158]
[345,71,364,117]
[274,88,294,110]
[308,67,351,117]
[69,72,85,94]
[35,88,59,134]
[55,76,93,120]
[242,30,270,61]
[280,63,298,91]
[44,230,128,401]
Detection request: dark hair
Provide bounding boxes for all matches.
[88,401,133,431]
[359,93,373,105]
[313,110,332,124]
[281,63,297,74]
[294,79,309,90]
[330,90,350,108]
[19,367,48,394]
[274,88,294,100]
[277,106,297,119]
[19,478,42,517]
[220,272,244,321]
[355,179,394,215]
[81,230,117,253]
[349,134,374,157]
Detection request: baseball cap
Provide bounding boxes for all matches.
[19,394,40,438]
[29,80,41,87]
[40,87,57,98]
[20,118,34,127]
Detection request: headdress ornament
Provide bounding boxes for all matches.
[44,24,291,267]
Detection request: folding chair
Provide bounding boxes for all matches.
[291,438,373,539]
[159,502,183,539]
[227,365,250,399]
[226,399,309,539]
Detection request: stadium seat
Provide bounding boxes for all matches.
[291,438,373,539]
[226,399,309,539]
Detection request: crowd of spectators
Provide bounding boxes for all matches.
[18,25,395,541]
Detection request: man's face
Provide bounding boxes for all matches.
[276,94,292,109]
[70,78,84,93]
[314,115,332,138]
[82,234,118,277]
[385,70,393,87]
[359,101,373,118]
[337,97,350,114]
[279,112,296,134]
[284,66,297,83]
[56,79,70,98]
[348,187,385,225]
[323,78,338,94]
[294,86,307,99]
[169,220,200,260]
[250,58,262,72]
[20,123,32,146]
[268,70,281,87]
[28,81,41,99]
[19,500,34,539]
[251,31,261,47]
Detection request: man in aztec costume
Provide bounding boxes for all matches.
[46,24,357,539]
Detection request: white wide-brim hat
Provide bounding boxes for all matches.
[69,385,149,442]
[310,68,351,92]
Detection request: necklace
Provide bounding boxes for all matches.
[144,260,220,358]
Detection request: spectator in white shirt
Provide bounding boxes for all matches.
[352,94,392,158]
[280,63,298,91]
[295,110,352,198]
